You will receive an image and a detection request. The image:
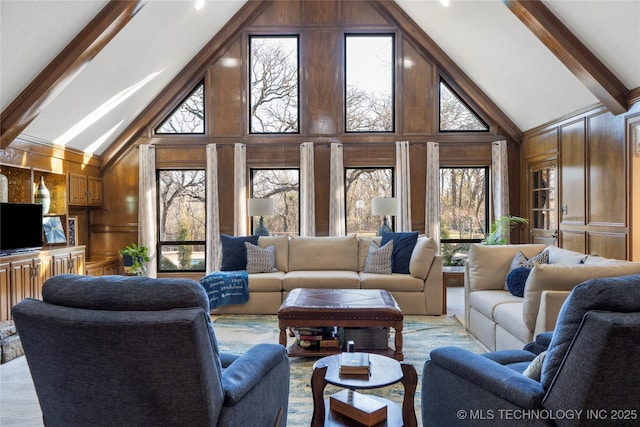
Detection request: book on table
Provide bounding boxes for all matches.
[339,351,370,375]
[329,389,387,426]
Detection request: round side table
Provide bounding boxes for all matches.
[310,353,417,427]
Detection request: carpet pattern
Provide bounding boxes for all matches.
[212,314,486,426]
[0,314,485,427]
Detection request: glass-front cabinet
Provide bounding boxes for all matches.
[529,159,557,245]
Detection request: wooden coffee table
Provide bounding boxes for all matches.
[277,288,404,361]
[310,353,418,427]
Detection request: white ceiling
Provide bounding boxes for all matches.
[1,0,639,156]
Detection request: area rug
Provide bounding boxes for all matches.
[0,314,485,427]
[212,314,486,426]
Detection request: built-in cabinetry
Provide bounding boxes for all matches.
[523,106,629,259]
[85,258,118,276]
[69,173,103,206]
[0,246,86,320]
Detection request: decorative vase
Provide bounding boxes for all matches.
[0,173,7,203]
[34,176,50,214]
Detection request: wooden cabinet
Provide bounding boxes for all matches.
[0,246,85,320]
[69,173,103,206]
[85,258,118,276]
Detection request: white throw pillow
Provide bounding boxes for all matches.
[364,240,393,275]
[245,242,277,273]
[522,350,547,381]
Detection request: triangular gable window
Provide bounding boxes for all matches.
[155,83,205,134]
[439,80,488,132]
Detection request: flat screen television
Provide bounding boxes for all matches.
[0,203,43,255]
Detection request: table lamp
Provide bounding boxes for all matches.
[248,198,274,236]
[371,197,396,236]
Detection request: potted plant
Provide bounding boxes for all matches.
[482,215,528,245]
[119,243,150,276]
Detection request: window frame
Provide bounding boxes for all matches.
[249,167,301,236]
[248,34,301,135]
[156,169,207,273]
[154,81,206,135]
[344,33,396,134]
[438,79,489,133]
[344,167,394,235]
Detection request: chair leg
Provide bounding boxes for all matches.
[273,406,283,427]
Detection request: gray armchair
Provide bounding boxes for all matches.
[422,274,640,426]
[13,274,289,427]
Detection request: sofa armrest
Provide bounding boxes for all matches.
[533,290,570,337]
[222,343,288,405]
[425,346,545,408]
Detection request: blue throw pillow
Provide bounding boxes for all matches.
[220,235,259,271]
[506,266,531,297]
[381,231,418,274]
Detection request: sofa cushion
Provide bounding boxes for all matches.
[409,236,437,280]
[245,242,277,274]
[258,235,289,272]
[288,236,358,271]
[522,261,640,332]
[363,240,393,274]
[469,290,524,321]
[220,235,259,271]
[358,236,381,272]
[282,270,360,291]
[381,231,418,274]
[247,272,285,292]
[359,272,424,292]
[467,244,546,291]
[493,301,530,344]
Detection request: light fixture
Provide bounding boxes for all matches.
[248,198,274,236]
[195,0,205,11]
[371,197,397,236]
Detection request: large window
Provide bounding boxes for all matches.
[440,167,488,266]
[345,35,394,132]
[251,169,300,236]
[439,80,488,132]
[155,83,205,134]
[249,36,299,133]
[158,170,206,272]
[345,168,393,235]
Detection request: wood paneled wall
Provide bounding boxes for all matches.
[522,101,640,259]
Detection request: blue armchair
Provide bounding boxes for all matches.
[13,274,290,427]
[422,274,640,426]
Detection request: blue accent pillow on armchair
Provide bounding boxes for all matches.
[220,235,259,271]
[381,231,418,274]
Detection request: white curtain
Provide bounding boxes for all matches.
[206,144,221,273]
[492,140,509,218]
[234,143,247,236]
[492,140,510,240]
[138,144,157,277]
[395,141,412,232]
[329,143,345,236]
[426,142,440,249]
[300,142,315,236]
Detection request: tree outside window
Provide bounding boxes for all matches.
[440,167,488,266]
[250,36,299,133]
[345,35,394,132]
[158,170,206,271]
[439,80,489,131]
[155,83,205,134]
[251,169,299,236]
[345,168,393,235]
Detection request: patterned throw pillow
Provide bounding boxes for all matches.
[364,240,393,274]
[504,249,549,294]
[522,350,547,381]
[245,242,277,274]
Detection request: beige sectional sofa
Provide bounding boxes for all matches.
[212,235,443,315]
[465,243,640,351]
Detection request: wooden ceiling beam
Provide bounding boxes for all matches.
[0,1,147,149]
[504,0,629,115]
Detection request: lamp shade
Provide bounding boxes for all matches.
[371,197,397,216]
[248,198,274,216]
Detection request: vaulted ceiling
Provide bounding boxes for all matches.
[1,0,639,157]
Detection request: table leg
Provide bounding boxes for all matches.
[394,324,404,361]
[400,362,418,427]
[311,364,328,427]
[278,324,287,347]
